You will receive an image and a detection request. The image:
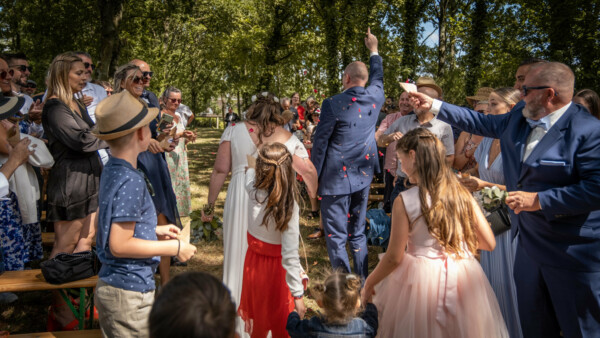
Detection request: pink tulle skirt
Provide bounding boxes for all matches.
[374,253,509,338]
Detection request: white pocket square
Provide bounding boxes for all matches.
[539,160,567,166]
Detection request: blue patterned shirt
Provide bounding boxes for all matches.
[97,157,159,292]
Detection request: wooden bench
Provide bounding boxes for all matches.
[0,269,98,331]
[12,329,102,338]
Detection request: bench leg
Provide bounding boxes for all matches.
[58,288,87,330]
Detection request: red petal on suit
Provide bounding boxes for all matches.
[343,166,347,171]
[372,104,376,108]
[365,154,369,160]
[358,108,361,112]
[352,97,357,102]
[347,213,351,218]
[379,151,384,156]
[328,234,332,237]
[349,233,352,237]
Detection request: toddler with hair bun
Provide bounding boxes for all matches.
[286,271,378,337]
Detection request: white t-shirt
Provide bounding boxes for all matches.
[81,82,108,123]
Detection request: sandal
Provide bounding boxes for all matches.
[306,210,320,220]
[307,227,324,240]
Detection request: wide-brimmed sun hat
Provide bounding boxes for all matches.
[92,90,158,140]
[0,93,25,120]
[466,87,494,107]
[416,76,443,98]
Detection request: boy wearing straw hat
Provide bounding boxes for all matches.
[92,91,197,337]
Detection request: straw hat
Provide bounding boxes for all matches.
[466,87,493,107]
[416,76,443,98]
[92,91,158,140]
[0,93,25,120]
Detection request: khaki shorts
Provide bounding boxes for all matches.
[95,279,155,338]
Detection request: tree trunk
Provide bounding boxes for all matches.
[437,0,447,78]
[464,0,487,98]
[96,0,124,81]
[401,0,421,80]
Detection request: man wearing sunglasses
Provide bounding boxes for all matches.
[74,52,107,124]
[410,62,600,338]
[5,53,34,114]
[130,59,159,109]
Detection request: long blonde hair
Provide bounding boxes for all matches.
[396,128,478,255]
[253,142,298,232]
[45,52,82,106]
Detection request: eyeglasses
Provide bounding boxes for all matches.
[0,69,14,79]
[169,98,182,103]
[11,65,32,73]
[106,90,113,95]
[521,85,558,97]
[23,83,37,89]
[83,62,95,70]
[131,76,143,84]
[142,71,153,78]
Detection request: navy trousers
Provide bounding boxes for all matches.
[514,242,600,338]
[320,185,370,280]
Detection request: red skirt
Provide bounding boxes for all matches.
[238,233,294,338]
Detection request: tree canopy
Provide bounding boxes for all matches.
[1,0,598,113]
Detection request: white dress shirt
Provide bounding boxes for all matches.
[522,102,571,161]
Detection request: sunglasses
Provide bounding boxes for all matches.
[142,71,153,78]
[23,83,37,89]
[7,113,24,124]
[131,76,143,84]
[521,85,558,97]
[0,69,15,79]
[83,62,96,70]
[169,98,182,103]
[11,65,32,73]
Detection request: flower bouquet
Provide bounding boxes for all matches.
[189,209,223,243]
[480,186,511,236]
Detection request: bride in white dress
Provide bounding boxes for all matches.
[202,92,318,335]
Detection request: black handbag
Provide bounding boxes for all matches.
[486,204,511,236]
[40,248,100,284]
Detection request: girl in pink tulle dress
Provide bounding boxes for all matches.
[362,128,508,338]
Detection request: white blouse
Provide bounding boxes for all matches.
[245,168,304,297]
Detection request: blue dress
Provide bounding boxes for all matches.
[0,192,26,270]
[137,91,181,228]
[475,137,523,338]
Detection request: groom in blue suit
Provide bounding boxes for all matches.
[411,62,600,338]
[311,28,384,280]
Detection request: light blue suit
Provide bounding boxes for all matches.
[311,55,384,280]
[436,101,600,338]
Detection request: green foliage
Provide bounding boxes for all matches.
[189,209,223,242]
[0,0,598,108]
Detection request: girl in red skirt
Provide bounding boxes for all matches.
[239,143,306,338]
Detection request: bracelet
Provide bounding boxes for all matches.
[293,295,303,300]
[176,239,180,257]
[203,203,215,215]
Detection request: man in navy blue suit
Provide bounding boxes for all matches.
[410,62,600,338]
[311,28,384,280]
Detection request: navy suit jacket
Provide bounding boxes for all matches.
[311,55,385,196]
[437,101,600,271]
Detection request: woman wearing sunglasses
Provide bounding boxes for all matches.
[160,86,194,218]
[42,52,109,259]
[113,64,181,285]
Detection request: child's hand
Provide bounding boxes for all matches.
[361,281,375,305]
[156,224,180,239]
[177,242,197,262]
[246,154,256,169]
[294,298,306,319]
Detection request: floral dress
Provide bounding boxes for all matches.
[165,116,191,217]
[0,192,27,270]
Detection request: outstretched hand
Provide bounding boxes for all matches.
[409,92,434,113]
[364,27,378,53]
